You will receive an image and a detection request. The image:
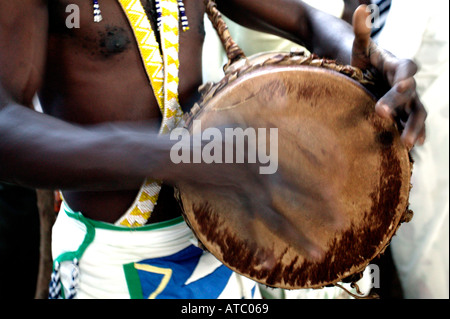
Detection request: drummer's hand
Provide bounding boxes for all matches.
[168,127,336,261]
[351,5,427,149]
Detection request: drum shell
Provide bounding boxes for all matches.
[177,57,412,289]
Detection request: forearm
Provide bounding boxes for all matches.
[216,0,354,64]
[0,103,174,191]
[301,3,354,64]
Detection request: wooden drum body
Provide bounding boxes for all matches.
[176,51,413,290]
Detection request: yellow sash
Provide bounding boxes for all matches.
[116,0,185,227]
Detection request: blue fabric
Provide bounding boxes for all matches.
[135,245,234,299]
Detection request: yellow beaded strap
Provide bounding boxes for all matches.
[116,0,185,227]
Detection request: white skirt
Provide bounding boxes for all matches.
[50,201,259,299]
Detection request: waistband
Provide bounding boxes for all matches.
[62,200,186,232]
[50,201,195,298]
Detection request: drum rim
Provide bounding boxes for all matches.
[188,52,376,128]
[178,56,413,290]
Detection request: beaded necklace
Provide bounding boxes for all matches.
[92,0,189,31]
[48,0,191,300]
[92,0,189,227]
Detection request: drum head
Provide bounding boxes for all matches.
[178,65,412,289]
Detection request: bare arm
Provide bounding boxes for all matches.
[0,0,175,191]
[0,102,175,191]
[0,0,48,106]
[1,0,352,258]
[216,0,355,64]
[216,0,427,148]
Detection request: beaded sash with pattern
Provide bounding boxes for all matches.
[115,0,186,227]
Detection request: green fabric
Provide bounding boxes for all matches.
[123,263,144,299]
[64,204,185,232]
[52,203,186,298]
[85,215,185,232]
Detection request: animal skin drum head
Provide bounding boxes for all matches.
[176,53,413,290]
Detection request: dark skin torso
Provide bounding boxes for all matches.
[41,0,206,224]
[0,0,427,258]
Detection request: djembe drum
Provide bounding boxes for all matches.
[176,0,413,290]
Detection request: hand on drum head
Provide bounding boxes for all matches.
[169,128,343,261]
[351,5,427,150]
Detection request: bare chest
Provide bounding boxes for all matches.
[42,0,206,123]
[47,0,205,57]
